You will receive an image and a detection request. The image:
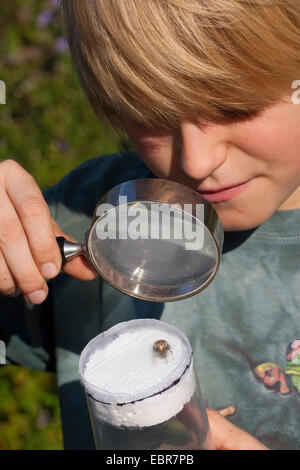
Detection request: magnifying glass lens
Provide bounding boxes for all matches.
[88,202,218,301]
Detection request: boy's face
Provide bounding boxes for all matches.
[122,96,300,231]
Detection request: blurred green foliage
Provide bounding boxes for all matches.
[0,0,130,188]
[0,0,130,450]
[0,366,63,450]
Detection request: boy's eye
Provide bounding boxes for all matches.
[131,120,169,133]
[128,108,261,132]
[133,121,150,129]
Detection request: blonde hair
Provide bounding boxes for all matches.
[60,0,300,129]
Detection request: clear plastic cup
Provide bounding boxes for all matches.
[78,319,215,450]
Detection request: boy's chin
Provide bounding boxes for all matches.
[218,208,275,232]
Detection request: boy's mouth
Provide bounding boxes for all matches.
[197,179,252,203]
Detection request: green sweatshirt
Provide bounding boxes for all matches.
[1,152,300,450]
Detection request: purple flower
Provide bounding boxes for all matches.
[54,36,68,53]
[37,10,54,28]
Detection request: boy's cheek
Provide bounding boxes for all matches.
[229,102,300,165]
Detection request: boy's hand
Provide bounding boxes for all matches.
[207,408,269,450]
[0,160,97,305]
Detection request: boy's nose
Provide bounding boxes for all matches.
[178,122,228,180]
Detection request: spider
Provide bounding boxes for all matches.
[152,339,173,362]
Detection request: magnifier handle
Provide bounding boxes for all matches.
[56,236,84,266]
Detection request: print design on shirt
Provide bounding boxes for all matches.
[254,339,300,396]
[285,339,300,395]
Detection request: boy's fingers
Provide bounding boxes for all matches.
[61,256,99,281]
[4,165,62,275]
[0,248,18,296]
[0,187,49,301]
[207,409,269,450]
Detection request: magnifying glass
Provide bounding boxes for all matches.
[57,178,223,302]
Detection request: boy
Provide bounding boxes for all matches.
[1,0,299,449]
